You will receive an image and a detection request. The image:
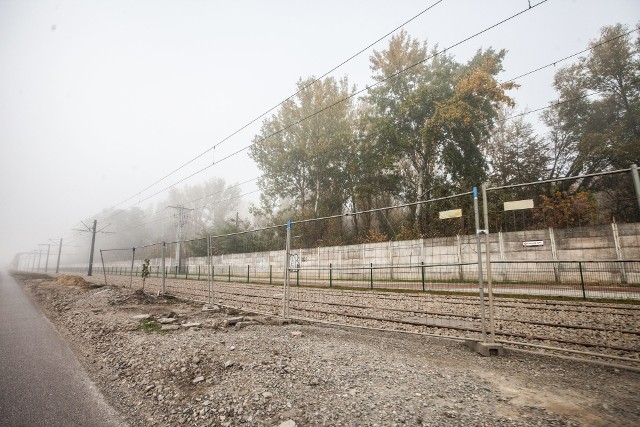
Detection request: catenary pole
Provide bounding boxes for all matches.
[55,238,62,273]
[88,220,97,276]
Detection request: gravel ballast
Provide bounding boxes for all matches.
[14,272,640,426]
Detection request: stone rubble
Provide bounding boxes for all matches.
[13,272,640,427]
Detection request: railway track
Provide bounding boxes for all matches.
[103,274,640,367]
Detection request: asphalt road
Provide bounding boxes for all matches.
[0,271,126,427]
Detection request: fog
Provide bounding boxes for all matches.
[1,0,638,269]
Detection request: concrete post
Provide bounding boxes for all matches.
[612,222,627,284]
[631,164,640,215]
[549,227,560,283]
[498,231,507,281]
[456,235,463,281]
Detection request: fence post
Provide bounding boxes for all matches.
[370,263,373,289]
[207,235,212,305]
[549,227,560,283]
[161,242,166,295]
[269,264,272,285]
[456,235,463,281]
[612,222,628,284]
[329,263,332,287]
[421,261,425,292]
[481,182,496,344]
[578,261,586,300]
[228,265,231,282]
[631,164,640,214]
[283,220,292,317]
[498,231,507,281]
[129,247,135,289]
[100,250,108,287]
[247,264,250,283]
[473,187,488,342]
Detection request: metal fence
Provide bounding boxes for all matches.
[39,165,640,365]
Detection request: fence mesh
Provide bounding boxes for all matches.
[71,166,640,366]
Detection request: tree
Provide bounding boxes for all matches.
[249,76,356,221]
[365,31,515,231]
[486,107,549,186]
[544,23,640,178]
[141,258,150,292]
[534,190,599,228]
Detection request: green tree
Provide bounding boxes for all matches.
[249,76,356,221]
[365,31,515,231]
[486,107,550,186]
[544,23,640,177]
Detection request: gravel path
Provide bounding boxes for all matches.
[12,272,640,426]
[94,273,640,366]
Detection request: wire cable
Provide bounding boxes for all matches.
[73,0,548,243]
[96,0,446,217]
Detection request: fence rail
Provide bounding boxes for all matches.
[90,259,640,301]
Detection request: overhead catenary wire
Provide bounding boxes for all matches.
[100,35,640,241]
[96,19,629,234]
[503,25,640,84]
[92,0,447,219]
[68,0,552,248]
[105,0,551,214]
[59,0,634,249]
[111,189,261,236]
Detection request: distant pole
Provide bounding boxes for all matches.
[44,243,51,273]
[55,238,62,273]
[168,205,193,274]
[88,220,97,276]
[37,248,43,272]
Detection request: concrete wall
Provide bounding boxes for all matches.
[95,222,640,284]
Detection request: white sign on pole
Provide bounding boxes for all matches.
[439,208,463,219]
[504,199,534,211]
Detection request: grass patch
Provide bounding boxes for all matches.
[139,319,162,333]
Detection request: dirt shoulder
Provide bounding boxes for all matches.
[13,272,640,427]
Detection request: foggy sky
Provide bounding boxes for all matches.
[1,0,638,268]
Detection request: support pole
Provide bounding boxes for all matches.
[55,238,62,274]
[207,235,212,305]
[88,220,97,276]
[129,247,135,288]
[161,242,166,295]
[100,250,108,286]
[481,183,496,343]
[631,164,640,214]
[283,220,292,317]
[44,243,51,273]
[465,186,503,357]
[473,187,487,342]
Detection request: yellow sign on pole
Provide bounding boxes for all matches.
[504,199,534,211]
[439,208,463,219]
